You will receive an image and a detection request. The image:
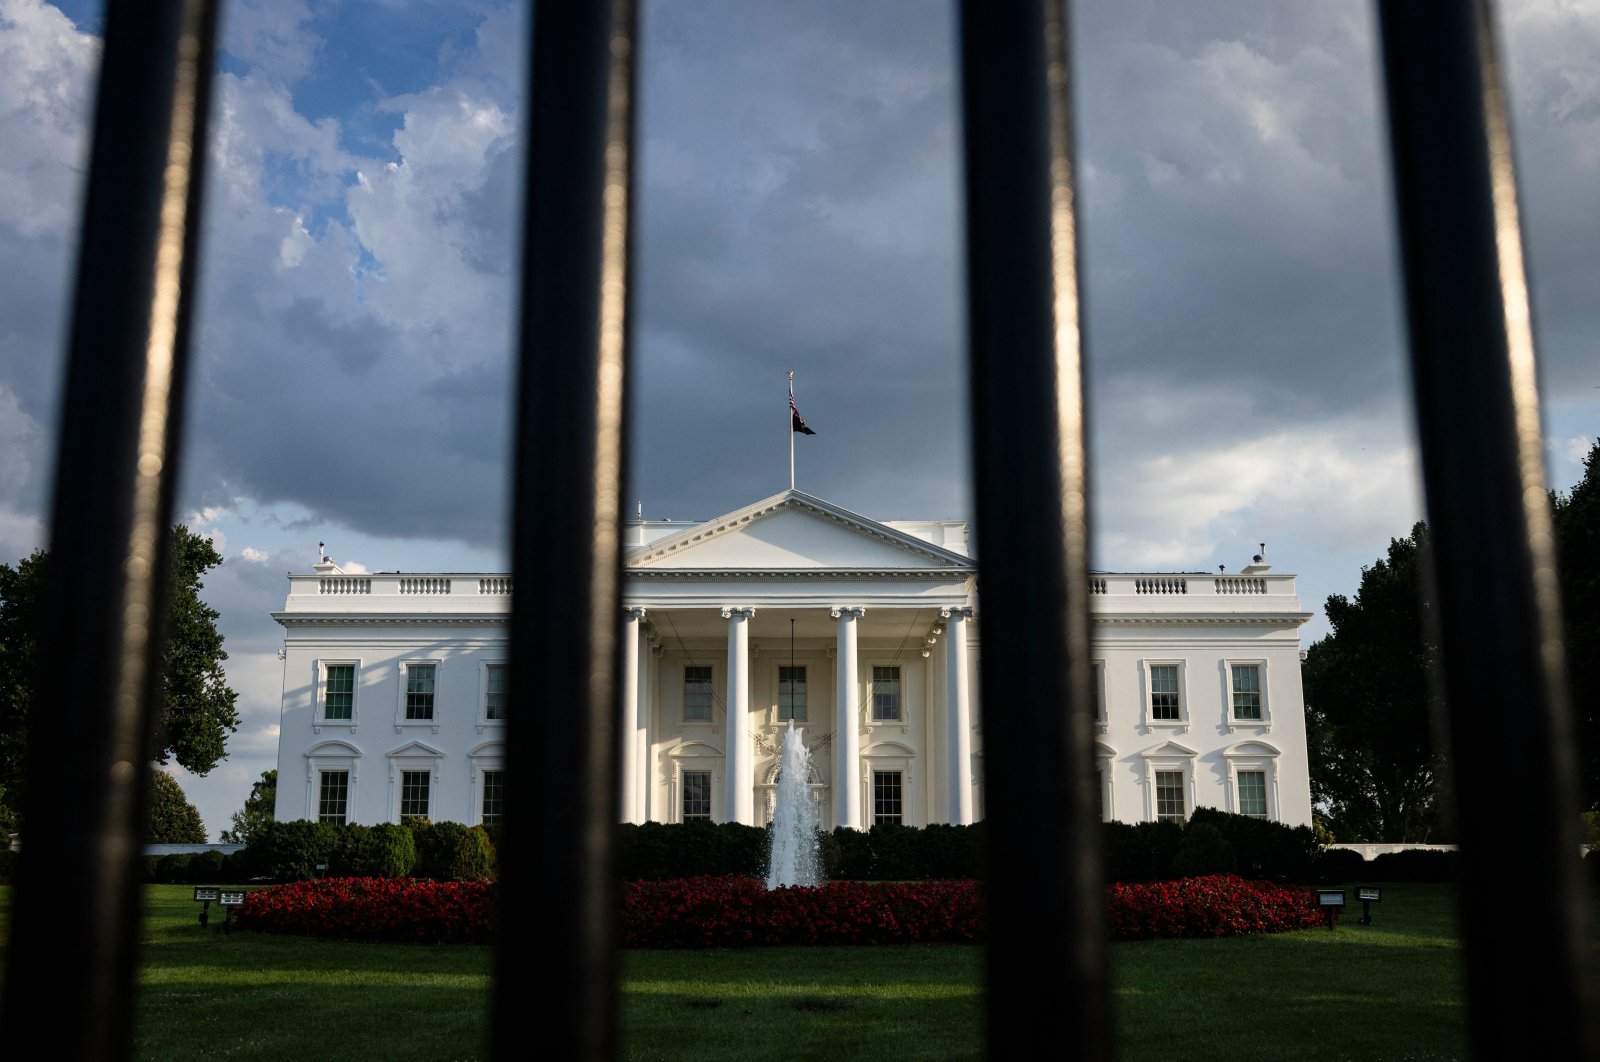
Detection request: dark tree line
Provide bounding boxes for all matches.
[1305,439,1600,841]
[0,525,238,836]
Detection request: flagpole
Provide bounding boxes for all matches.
[788,371,796,490]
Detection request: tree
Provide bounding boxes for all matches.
[0,525,239,826]
[147,769,207,844]
[1554,438,1600,810]
[1302,523,1450,843]
[220,769,276,845]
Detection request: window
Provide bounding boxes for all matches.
[872,666,901,722]
[481,769,505,825]
[324,665,354,720]
[1231,664,1263,721]
[401,770,431,821]
[406,664,436,720]
[682,770,712,821]
[1155,770,1185,823]
[1150,664,1180,720]
[873,770,903,825]
[1237,770,1268,819]
[484,664,507,720]
[778,665,807,722]
[684,666,713,722]
[318,771,349,824]
[1093,660,1106,723]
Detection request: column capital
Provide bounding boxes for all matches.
[721,606,756,620]
[939,606,974,621]
[622,606,647,621]
[829,605,866,620]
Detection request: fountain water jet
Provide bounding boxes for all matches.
[765,721,823,889]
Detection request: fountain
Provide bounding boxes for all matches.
[765,721,823,889]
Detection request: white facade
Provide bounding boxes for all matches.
[271,489,1314,831]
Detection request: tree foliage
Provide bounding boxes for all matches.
[0,526,239,827]
[221,769,277,845]
[1554,439,1600,810]
[147,769,207,844]
[1303,522,1449,843]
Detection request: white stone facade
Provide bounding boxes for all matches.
[271,489,1314,830]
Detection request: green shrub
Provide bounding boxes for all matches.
[154,853,194,883]
[864,824,921,880]
[410,821,494,881]
[1369,848,1458,882]
[1101,819,1185,883]
[1172,823,1236,878]
[1312,846,1371,882]
[617,821,767,880]
[457,826,496,882]
[189,848,226,883]
[1187,807,1319,882]
[352,823,417,879]
[247,820,341,881]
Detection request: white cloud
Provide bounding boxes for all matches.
[1092,414,1424,572]
[239,545,269,563]
[0,0,97,237]
[1558,434,1593,464]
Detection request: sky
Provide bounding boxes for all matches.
[1,0,1596,839]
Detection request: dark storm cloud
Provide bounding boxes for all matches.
[629,2,968,521]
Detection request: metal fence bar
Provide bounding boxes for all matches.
[1374,2,1597,1056]
[494,2,637,1059]
[0,1,220,1057]
[959,4,1113,1059]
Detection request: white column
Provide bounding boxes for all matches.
[943,607,974,824]
[722,606,756,824]
[647,638,663,822]
[831,606,865,830]
[619,607,646,824]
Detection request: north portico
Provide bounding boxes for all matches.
[620,489,980,830]
[271,488,1314,832]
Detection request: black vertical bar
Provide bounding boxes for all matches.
[494,2,637,1060]
[959,4,1112,1059]
[0,1,219,1057]
[1374,2,1596,1056]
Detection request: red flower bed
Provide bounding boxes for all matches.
[619,875,985,948]
[1105,875,1328,940]
[235,873,1321,946]
[235,877,497,944]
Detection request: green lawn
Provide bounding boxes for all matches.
[0,882,1472,1061]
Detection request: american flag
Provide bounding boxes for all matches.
[790,393,816,435]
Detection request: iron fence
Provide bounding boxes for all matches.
[1,1,1593,1058]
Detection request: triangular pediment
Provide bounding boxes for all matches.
[1141,740,1198,759]
[627,490,972,571]
[387,740,445,759]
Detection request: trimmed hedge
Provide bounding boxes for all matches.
[208,812,1466,888]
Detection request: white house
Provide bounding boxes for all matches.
[271,488,1314,831]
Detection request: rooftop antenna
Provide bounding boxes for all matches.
[318,541,326,562]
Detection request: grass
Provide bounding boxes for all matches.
[0,881,1474,1061]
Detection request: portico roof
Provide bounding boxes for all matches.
[621,490,976,636]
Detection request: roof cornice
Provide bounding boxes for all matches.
[273,612,509,627]
[1092,612,1314,627]
[627,567,973,579]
